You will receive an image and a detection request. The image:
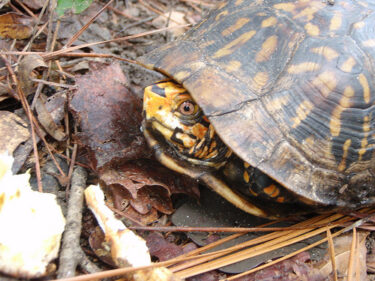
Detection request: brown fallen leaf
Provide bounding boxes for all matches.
[69,62,150,172]
[316,230,368,281]
[35,98,67,141]
[100,159,199,216]
[18,54,47,96]
[22,0,44,10]
[0,13,34,40]
[146,232,184,261]
[0,111,30,155]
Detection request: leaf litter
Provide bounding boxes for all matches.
[1,0,375,280]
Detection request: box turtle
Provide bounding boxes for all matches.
[140,0,375,218]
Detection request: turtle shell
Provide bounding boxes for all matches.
[139,0,375,210]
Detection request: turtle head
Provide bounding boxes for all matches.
[142,80,231,169]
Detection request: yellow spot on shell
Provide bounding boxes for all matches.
[311,46,339,61]
[311,71,337,97]
[222,18,250,36]
[358,74,370,103]
[287,62,320,74]
[174,71,191,81]
[255,35,278,62]
[224,60,242,72]
[276,197,285,203]
[201,40,215,48]
[213,30,256,58]
[338,139,352,171]
[330,86,354,137]
[244,162,250,168]
[329,13,342,31]
[273,3,296,12]
[294,7,318,21]
[340,57,356,73]
[263,184,280,197]
[305,22,320,36]
[253,72,269,89]
[215,10,228,21]
[363,39,375,47]
[359,115,370,160]
[354,21,365,29]
[261,16,277,28]
[243,170,250,183]
[292,100,314,128]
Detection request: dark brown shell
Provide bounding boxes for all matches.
[139,0,375,209]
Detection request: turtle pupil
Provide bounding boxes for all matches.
[180,101,195,115]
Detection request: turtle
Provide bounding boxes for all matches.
[139,0,375,218]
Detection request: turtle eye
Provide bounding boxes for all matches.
[178,100,197,115]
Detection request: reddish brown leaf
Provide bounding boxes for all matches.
[69,62,150,172]
[0,13,34,39]
[146,233,184,261]
[101,160,199,216]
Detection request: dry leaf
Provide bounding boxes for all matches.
[18,54,47,96]
[0,13,34,39]
[0,111,30,155]
[317,231,368,280]
[69,62,150,171]
[35,98,67,141]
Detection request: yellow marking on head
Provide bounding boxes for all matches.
[261,16,277,28]
[338,138,352,171]
[249,187,258,196]
[363,39,375,47]
[213,30,256,58]
[253,72,269,89]
[222,18,250,36]
[340,57,356,73]
[243,170,250,183]
[358,74,370,103]
[255,35,278,62]
[330,86,354,136]
[263,184,280,197]
[304,22,320,36]
[287,62,320,74]
[311,71,337,97]
[224,60,242,72]
[215,10,228,21]
[225,149,233,158]
[353,21,365,29]
[329,13,342,31]
[273,3,296,12]
[191,123,208,140]
[291,100,314,128]
[208,140,217,153]
[244,162,250,168]
[311,46,339,61]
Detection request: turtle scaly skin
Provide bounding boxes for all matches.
[141,0,375,218]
